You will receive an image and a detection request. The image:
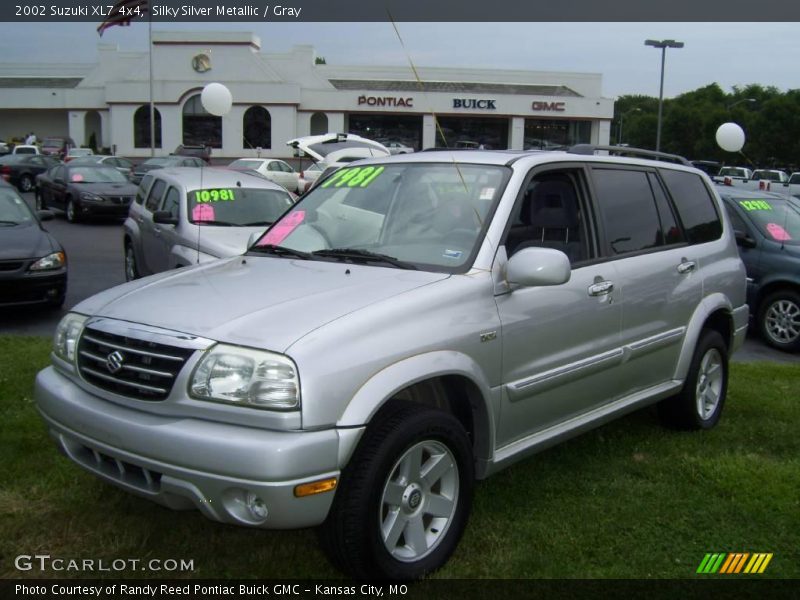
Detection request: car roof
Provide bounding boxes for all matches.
[148,167,287,191]
[715,185,787,200]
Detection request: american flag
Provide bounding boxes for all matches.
[97,0,149,37]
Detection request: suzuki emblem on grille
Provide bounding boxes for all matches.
[106,350,125,374]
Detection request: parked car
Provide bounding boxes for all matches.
[67,155,135,177]
[129,155,206,185]
[11,144,41,156]
[383,140,414,155]
[0,180,66,308]
[64,148,94,162]
[0,141,9,155]
[298,162,323,193]
[751,169,789,184]
[34,146,747,580]
[0,154,61,193]
[123,167,295,280]
[41,136,76,160]
[172,144,211,164]
[35,164,138,222]
[287,133,390,187]
[718,186,800,351]
[227,158,301,193]
[690,160,722,176]
[716,166,753,181]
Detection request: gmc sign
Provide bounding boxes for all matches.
[531,101,566,112]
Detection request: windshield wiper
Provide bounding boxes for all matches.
[194,220,236,226]
[248,244,311,260]
[0,220,20,226]
[312,248,417,270]
[241,221,274,226]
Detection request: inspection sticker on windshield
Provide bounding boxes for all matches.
[443,249,463,259]
[321,166,384,189]
[480,187,495,200]
[194,189,236,203]
[739,200,772,211]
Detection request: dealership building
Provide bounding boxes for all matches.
[0,31,614,159]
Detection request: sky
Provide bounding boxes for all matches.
[0,21,798,99]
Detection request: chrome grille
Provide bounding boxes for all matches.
[77,326,195,400]
[106,195,132,205]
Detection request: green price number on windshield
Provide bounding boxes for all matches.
[739,200,772,211]
[194,189,236,203]
[321,166,384,189]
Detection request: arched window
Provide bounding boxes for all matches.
[133,105,162,148]
[243,106,271,149]
[310,112,328,135]
[182,94,221,148]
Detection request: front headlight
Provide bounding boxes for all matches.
[53,313,87,364]
[29,251,66,271]
[80,192,103,202]
[190,344,300,410]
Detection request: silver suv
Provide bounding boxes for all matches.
[35,147,748,580]
[123,167,295,280]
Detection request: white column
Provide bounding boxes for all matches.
[68,111,86,148]
[99,111,111,149]
[327,112,345,133]
[422,114,436,149]
[509,117,525,150]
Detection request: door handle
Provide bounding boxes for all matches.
[588,281,614,296]
[677,259,696,274]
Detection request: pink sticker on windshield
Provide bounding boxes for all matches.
[192,204,215,222]
[71,173,84,182]
[258,210,305,246]
[766,222,792,241]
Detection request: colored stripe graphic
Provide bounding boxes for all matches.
[698,552,773,574]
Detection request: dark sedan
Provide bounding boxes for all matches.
[36,164,138,222]
[0,154,61,192]
[129,155,206,184]
[0,181,67,308]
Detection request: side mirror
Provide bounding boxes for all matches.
[734,230,756,248]
[506,246,571,288]
[152,210,178,226]
[37,209,54,221]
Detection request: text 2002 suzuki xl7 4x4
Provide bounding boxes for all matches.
[35,146,748,579]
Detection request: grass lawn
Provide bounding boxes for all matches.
[1,335,798,580]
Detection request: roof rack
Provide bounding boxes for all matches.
[567,144,692,167]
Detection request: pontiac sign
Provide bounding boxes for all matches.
[357,96,414,107]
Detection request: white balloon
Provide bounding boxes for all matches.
[716,122,745,152]
[201,83,232,116]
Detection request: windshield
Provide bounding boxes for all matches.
[737,198,800,245]
[719,167,747,177]
[228,159,264,170]
[188,187,294,226]
[0,188,34,225]
[253,163,510,272]
[143,157,181,167]
[67,167,128,183]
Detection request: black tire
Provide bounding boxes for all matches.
[757,290,800,352]
[124,243,139,281]
[19,174,33,193]
[319,401,474,580]
[658,330,728,430]
[66,198,79,223]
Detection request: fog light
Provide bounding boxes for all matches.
[245,492,268,520]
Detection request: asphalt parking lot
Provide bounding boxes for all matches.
[1,191,798,364]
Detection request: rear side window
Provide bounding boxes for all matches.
[660,170,722,244]
[591,168,663,256]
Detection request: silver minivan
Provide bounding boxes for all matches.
[37,147,748,580]
[123,167,294,280]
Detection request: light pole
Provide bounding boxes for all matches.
[618,107,641,145]
[644,38,684,153]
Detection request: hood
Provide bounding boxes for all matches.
[133,163,166,175]
[75,256,448,352]
[0,222,56,260]
[196,226,267,258]
[286,133,389,163]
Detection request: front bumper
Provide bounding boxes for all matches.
[0,268,66,306]
[35,366,348,529]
